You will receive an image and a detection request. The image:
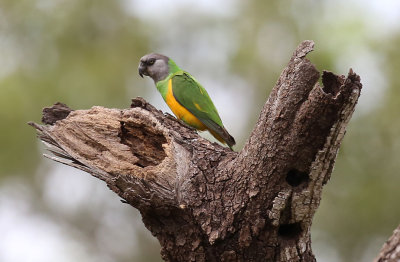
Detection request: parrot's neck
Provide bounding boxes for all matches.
[155,59,181,99]
[168,59,180,74]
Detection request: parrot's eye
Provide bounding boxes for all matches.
[148,59,156,65]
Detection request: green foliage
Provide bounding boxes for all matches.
[0,0,150,177]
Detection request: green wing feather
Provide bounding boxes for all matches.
[172,72,222,125]
[171,72,235,147]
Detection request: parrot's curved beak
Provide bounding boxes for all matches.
[138,64,147,78]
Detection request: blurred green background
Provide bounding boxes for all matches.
[0,0,399,261]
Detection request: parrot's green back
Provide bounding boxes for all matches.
[172,72,223,126]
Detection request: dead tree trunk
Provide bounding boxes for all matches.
[30,41,362,261]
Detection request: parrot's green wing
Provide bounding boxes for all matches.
[172,72,222,125]
[172,72,235,147]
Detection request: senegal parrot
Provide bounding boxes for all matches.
[138,53,236,149]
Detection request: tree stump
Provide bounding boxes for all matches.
[30,40,363,261]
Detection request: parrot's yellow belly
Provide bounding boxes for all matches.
[166,79,206,130]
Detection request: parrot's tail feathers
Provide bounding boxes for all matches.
[222,127,236,149]
[199,118,236,149]
[209,127,236,149]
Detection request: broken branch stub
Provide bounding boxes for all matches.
[374,224,400,262]
[30,40,362,262]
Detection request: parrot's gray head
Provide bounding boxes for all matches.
[138,53,170,83]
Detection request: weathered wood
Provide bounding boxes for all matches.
[29,40,362,261]
[374,224,400,262]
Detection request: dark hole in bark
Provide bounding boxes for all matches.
[321,71,344,96]
[278,223,302,239]
[119,121,167,167]
[286,169,309,187]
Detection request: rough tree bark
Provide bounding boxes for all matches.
[30,41,363,261]
[374,224,400,262]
